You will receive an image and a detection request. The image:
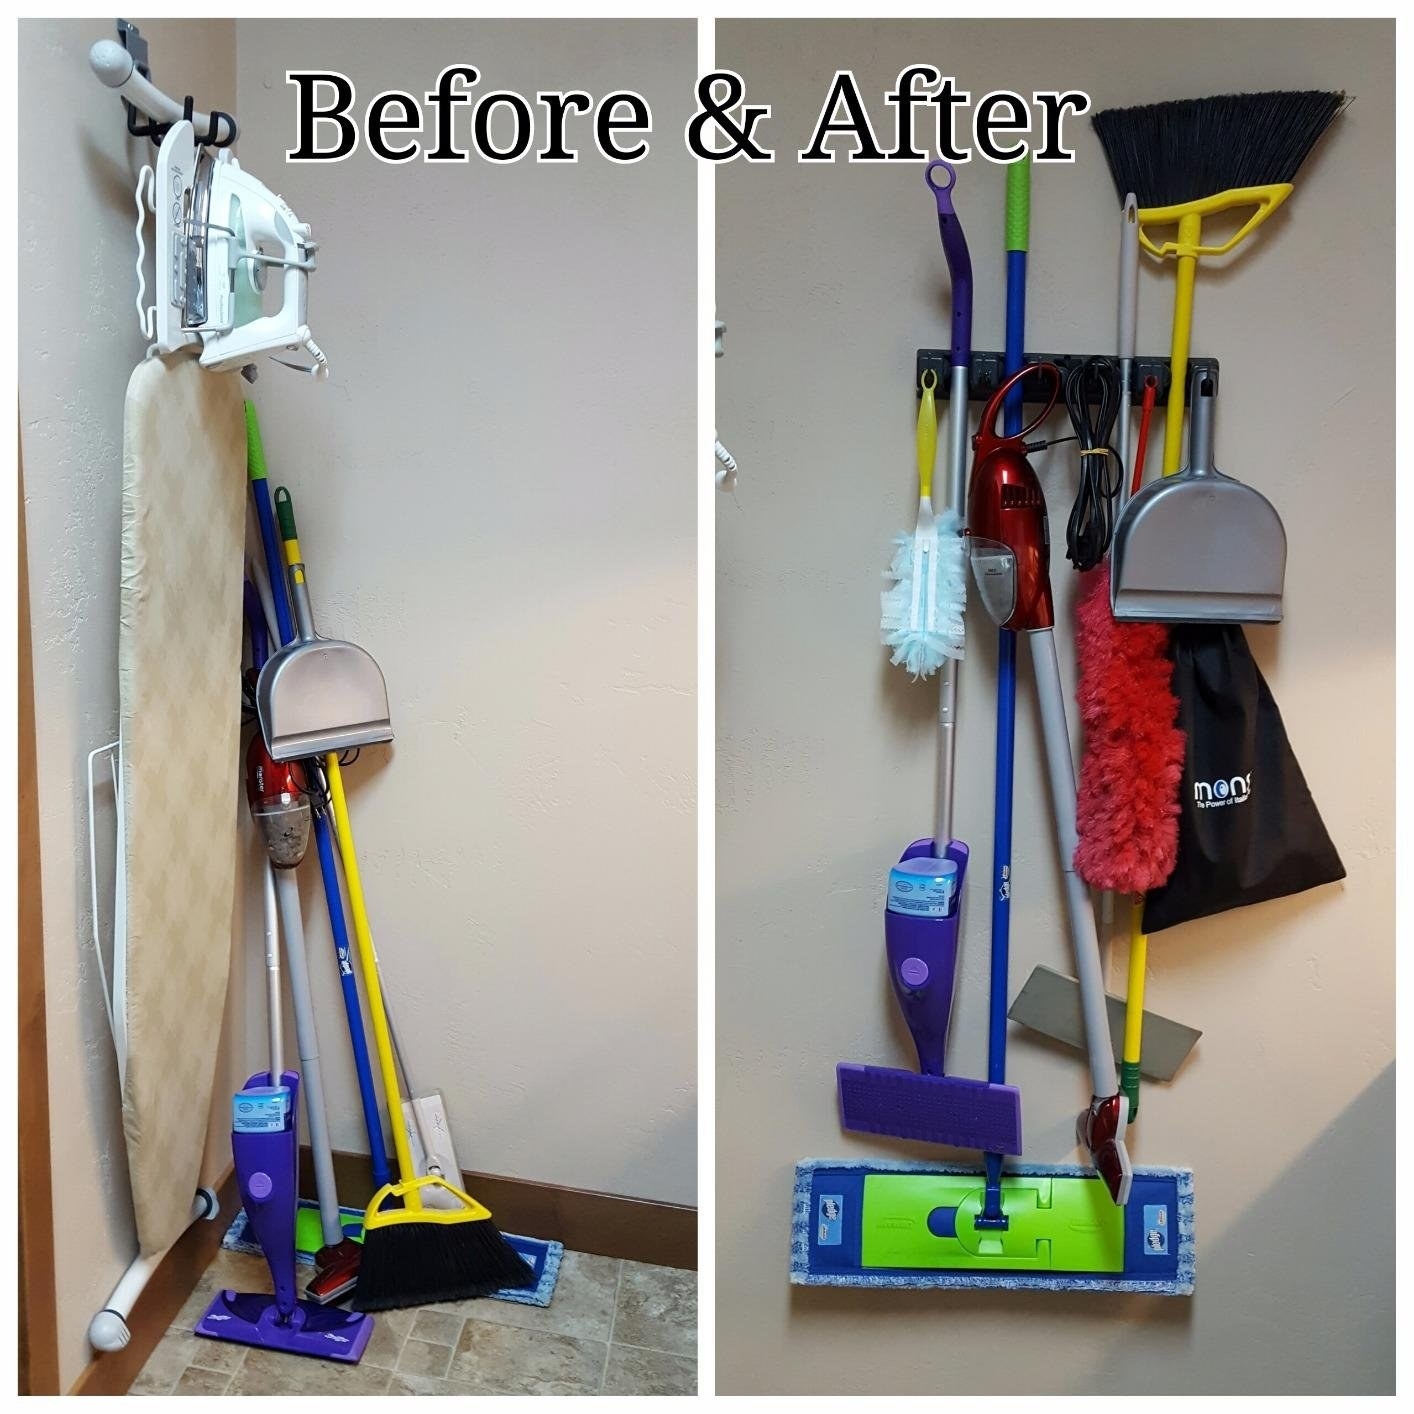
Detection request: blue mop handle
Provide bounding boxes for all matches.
[248,405,391,1191]
[984,169,1029,1215]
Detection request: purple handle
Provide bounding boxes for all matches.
[885,839,969,1076]
[925,161,973,366]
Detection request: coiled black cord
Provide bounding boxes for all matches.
[1063,357,1124,572]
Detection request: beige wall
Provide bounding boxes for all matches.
[232,20,697,1204]
[716,19,1393,1396]
[17,18,244,1391]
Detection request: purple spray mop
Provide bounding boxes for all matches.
[196,1071,373,1363]
[836,163,1022,1156]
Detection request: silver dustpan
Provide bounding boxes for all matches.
[1111,366,1285,624]
[257,490,392,762]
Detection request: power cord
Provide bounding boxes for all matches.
[1062,357,1123,572]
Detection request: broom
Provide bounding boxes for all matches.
[1091,89,1344,1110]
[272,491,533,1310]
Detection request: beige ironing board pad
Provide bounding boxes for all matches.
[119,355,246,1255]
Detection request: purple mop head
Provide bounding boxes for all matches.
[196,1290,374,1364]
[837,1063,1022,1156]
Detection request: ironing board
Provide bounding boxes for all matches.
[119,354,246,1254]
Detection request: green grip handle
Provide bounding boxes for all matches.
[274,486,298,541]
[245,402,269,483]
[1120,1060,1142,1122]
[1005,158,1031,253]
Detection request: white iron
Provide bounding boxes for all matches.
[135,119,328,378]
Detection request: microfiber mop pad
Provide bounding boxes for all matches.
[1072,563,1185,893]
[791,1158,1194,1294]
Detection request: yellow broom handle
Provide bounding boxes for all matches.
[1160,210,1202,476]
[1122,900,1146,1117]
[323,750,420,1205]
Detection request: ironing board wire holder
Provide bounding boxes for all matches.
[85,738,221,1354]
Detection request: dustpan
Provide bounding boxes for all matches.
[1111,366,1285,623]
[256,489,392,762]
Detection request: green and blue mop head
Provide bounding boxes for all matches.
[792,1158,1194,1295]
[881,369,967,677]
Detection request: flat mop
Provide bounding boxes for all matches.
[843,161,1021,1156]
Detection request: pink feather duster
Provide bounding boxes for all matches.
[1072,564,1185,894]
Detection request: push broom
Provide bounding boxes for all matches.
[1092,88,1344,1103]
[270,490,534,1310]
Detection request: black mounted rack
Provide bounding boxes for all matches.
[915,350,1218,406]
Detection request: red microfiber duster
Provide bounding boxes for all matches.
[1072,563,1185,893]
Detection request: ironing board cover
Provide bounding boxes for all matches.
[119,355,246,1254]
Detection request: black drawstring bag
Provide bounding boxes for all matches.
[1142,625,1344,933]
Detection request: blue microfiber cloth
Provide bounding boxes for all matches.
[221,1200,564,1307]
[791,1157,1194,1295]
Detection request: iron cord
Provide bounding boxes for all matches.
[1062,357,1123,572]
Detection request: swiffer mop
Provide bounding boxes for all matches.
[840,161,1021,1157]
[195,603,373,1363]
[1092,89,1340,1105]
[267,490,535,1309]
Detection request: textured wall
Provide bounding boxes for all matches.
[18,18,243,1391]
[716,19,1393,1396]
[232,20,697,1204]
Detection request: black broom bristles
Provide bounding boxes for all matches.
[1092,91,1347,208]
[352,1215,537,1312]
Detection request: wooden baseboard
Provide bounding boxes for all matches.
[303,1148,697,1272]
[68,1167,240,1397]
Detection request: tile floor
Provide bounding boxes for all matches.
[130,1246,696,1396]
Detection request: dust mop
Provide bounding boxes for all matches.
[841,161,1021,1156]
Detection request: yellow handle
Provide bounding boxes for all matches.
[1160,210,1201,477]
[1122,900,1147,1119]
[1136,184,1292,260]
[916,370,938,502]
[324,750,421,1209]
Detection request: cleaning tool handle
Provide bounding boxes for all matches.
[916,370,938,501]
[1123,899,1147,1120]
[1160,210,1201,476]
[925,161,973,363]
[1185,365,1218,475]
[274,484,299,541]
[274,487,318,643]
[1137,183,1292,260]
[325,751,422,1209]
[1132,376,1158,497]
[1118,196,1138,362]
[1004,159,1030,253]
[314,818,393,1191]
[247,404,295,645]
[1028,630,1116,1099]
